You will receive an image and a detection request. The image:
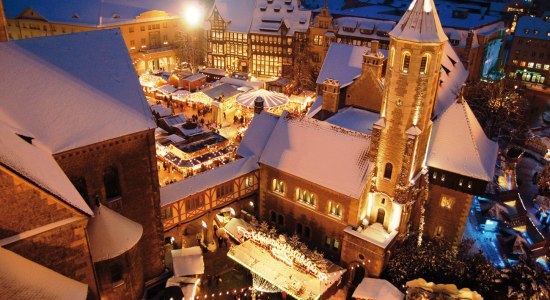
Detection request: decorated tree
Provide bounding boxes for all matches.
[249,217,260,231]
[287,234,302,248]
[259,221,269,234]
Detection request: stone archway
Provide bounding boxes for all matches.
[351,264,366,286]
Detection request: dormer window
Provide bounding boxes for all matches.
[267,0,273,3]
[284,0,292,4]
[274,5,281,12]
[260,4,267,11]
[112,13,120,19]
[72,12,80,19]
[343,26,354,32]
[287,5,294,12]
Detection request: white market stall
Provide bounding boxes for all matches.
[171,246,205,277]
[236,89,289,108]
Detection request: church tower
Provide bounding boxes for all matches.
[367,0,447,234]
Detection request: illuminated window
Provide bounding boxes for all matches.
[402,52,411,73]
[512,59,518,65]
[333,239,340,250]
[245,176,254,187]
[325,236,331,247]
[389,47,395,67]
[536,63,542,69]
[520,61,526,67]
[440,195,455,209]
[272,179,286,194]
[434,225,444,238]
[467,181,472,189]
[432,172,438,179]
[459,179,464,186]
[441,173,446,182]
[328,201,342,218]
[528,62,534,68]
[420,53,430,75]
[296,188,317,207]
[383,163,393,179]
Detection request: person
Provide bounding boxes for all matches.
[196,232,202,246]
[218,235,223,248]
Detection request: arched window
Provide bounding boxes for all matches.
[389,47,395,67]
[272,179,285,194]
[402,52,411,73]
[420,53,430,75]
[329,201,342,218]
[383,163,393,180]
[103,166,121,200]
[71,176,89,204]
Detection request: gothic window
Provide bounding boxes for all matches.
[402,52,411,73]
[434,225,444,238]
[383,163,393,180]
[440,195,455,209]
[389,47,395,67]
[420,53,430,75]
[296,188,317,207]
[272,178,286,195]
[103,166,121,200]
[328,201,342,218]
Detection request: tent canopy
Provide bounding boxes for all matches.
[352,278,404,300]
[236,89,289,108]
[171,247,204,277]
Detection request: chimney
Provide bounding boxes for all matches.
[254,97,264,114]
[0,0,9,42]
[370,40,379,55]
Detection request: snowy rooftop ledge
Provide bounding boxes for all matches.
[344,223,398,249]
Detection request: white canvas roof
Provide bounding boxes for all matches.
[151,104,173,117]
[0,123,93,216]
[0,247,88,300]
[389,0,447,43]
[427,100,498,181]
[171,247,205,276]
[237,111,280,158]
[260,112,373,199]
[236,89,289,108]
[0,29,156,154]
[352,277,404,300]
[224,218,252,243]
[316,43,369,87]
[87,205,143,262]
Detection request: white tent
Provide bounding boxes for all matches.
[236,89,289,108]
[157,84,177,95]
[171,247,204,277]
[352,278,404,300]
[224,218,252,243]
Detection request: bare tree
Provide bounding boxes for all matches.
[285,33,319,93]
[174,29,206,72]
[464,81,530,145]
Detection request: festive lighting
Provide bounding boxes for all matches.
[184,4,204,26]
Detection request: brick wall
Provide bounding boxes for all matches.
[54,130,165,281]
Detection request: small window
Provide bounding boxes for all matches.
[270,211,276,223]
[402,52,411,73]
[277,214,284,226]
[272,179,285,194]
[381,198,385,205]
[304,226,311,239]
[333,239,340,250]
[432,172,438,179]
[467,181,472,189]
[328,201,342,218]
[245,176,254,187]
[383,163,393,180]
[325,236,331,247]
[441,174,446,182]
[440,195,455,209]
[434,225,444,238]
[459,179,464,186]
[420,54,430,75]
[296,223,303,235]
[103,166,121,200]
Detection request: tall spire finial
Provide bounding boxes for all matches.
[324,0,328,8]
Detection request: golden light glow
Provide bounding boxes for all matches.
[389,202,402,231]
[184,4,204,26]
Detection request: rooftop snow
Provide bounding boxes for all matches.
[325,107,380,135]
[0,123,93,216]
[250,0,311,36]
[435,42,468,117]
[0,29,156,154]
[316,43,369,87]
[210,0,255,33]
[0,247,88,300]
[389,0,447,43]
[160,156,259,206]
[87,205,143,262]
[427,100,498,181]
[237,112,280,158]
[352,278,404,300]
[515,16,550,41]
[260,112,373,199]
[172,247,205,276]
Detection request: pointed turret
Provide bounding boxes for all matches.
[389,0,447,43]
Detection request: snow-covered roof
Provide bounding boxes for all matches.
[250,0,311,36]
[157,84,177,95]
[171,247,205,276]
[336,17,395,42]
[5,0,194,27]
[0,123,93,216]
[389,0,447,43]
[515,16,550,41]
[325,107,380,135]
[352,278,404,300]
[151,104,173,117]
[0,29,155,154]
[316,43,369,87]
[224,218,252,243]
[434,42,468,117]
[210,0,255,33]
[0,247,88,300]
[87,205,143,262]
[427,100,498,182]
[237,112,280,158]
[220,77,263,90]
[203,83,241,100]
[260,112,373,199]
[307,95,323,117]
[160,156,259,206]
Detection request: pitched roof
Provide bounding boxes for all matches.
[435,42,468,116]
[211,0,255,33]
[389,0,447,43]
[515,16,550,41]
[259,112,373,198]
[250,0,311,36]
[325,107,380,135]
[0,247,88,300]
[0,123,93,216]
[237,111,280,158]
[427,100,498,181]
[316,43,369,87]
[0,29,155,153]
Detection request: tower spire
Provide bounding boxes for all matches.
[389,0,447,43]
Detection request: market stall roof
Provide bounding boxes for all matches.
[236,89,289,108]
[171,247,205,277]
[203,83,241,101]
[151,104,172,117]
[228,240,345,300]
[187,92,212,105]
[0,247,88,300]
[184,73,207,82]
[352,278,404,300]
[171,89,190,100]
[224,218,252,243]
[0,29,156,154]
[140,73,166,88]
[220,77,263,90]
[87,205,143,262]
[159,114,187,128]
[0,123,93,216]
[157,84,177,95]
[200,68,227,77]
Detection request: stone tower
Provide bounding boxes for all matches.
[321,78,341,114]
[367,0,447,233]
